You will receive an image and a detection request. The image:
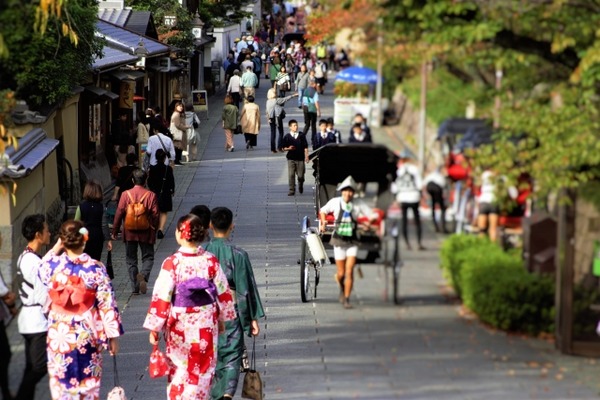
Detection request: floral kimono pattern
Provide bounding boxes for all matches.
[143,247,236,400]
[38,251,123,400]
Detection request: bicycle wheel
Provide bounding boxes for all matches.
[300,237,312,303]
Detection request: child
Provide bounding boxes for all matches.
[314,119,336,149]
[281,119,309,196]
[326,117,342,143]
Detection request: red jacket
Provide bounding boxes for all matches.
[112,185,159,244]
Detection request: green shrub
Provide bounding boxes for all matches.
[440,234,555,335]
[439,234,491,297]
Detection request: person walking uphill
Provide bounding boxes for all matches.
[143,214,236,400]
[319,176,379,309]
[393,150,425,250]
[205,207,265,400]
[222,94,239,152]
[38,220,123,399]
[15,214,51,400]
[169,101,191,165]
[240,95,261,150]
[111,168,159,295]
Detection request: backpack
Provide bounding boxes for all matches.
[303,89,317,113]
[124,191,151,231]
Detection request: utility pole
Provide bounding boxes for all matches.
[374,18,383,128]
[494,67,503,129]
[418,60,428,174]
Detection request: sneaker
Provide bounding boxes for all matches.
[229,147,235,152]
[157,230,164,239]
[137,273,147,294]
[246,140,250,149]
[343,298,352,309]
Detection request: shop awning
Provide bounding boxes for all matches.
[84,86,119,100]
[0,128,59,179]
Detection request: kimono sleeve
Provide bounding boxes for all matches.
[143,256,177,332]
[94,262,124,338]
[234,250,265,337]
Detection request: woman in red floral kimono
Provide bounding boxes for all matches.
[143,214,236,399]
[38,220,123,399]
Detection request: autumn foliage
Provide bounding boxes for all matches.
[305,0,381,44]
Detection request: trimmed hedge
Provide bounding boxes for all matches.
[440,234,555,335]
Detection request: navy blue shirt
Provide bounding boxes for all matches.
[282,132,308,161]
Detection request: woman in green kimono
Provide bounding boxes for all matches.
[206,207,265,400]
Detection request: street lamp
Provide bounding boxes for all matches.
[134,37,149,68]
[192,12,204,40]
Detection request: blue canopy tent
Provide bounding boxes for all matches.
[334,66,381,126]
[335,66,379,85]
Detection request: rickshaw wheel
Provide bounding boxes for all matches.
[300,238,312,303]
[392,223,401,305]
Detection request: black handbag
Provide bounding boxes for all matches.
[279,109,286,120]
[241,337,262,400]
[235,124,243,135]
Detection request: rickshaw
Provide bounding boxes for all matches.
[299,143,403,304]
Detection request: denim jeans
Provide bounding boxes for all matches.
[125,241,155,291]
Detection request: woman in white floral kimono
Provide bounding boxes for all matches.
[144,214,236,399]
[39,220,123,399]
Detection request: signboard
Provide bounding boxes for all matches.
[192,90,208,118]
[119,81,135,109]
[164,15,177,27]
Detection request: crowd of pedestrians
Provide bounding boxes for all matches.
[0,195,264,399]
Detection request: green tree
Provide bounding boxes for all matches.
[0,0,101,109]
[309,0,600,199]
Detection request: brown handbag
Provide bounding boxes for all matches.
[241,337,263,400]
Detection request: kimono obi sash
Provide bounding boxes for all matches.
[173,277,217,308]
[49,275,96,315]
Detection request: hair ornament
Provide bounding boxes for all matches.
[180,220,192,240]
[79,227,89,242]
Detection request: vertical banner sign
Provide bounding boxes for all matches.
[119,81,135,109]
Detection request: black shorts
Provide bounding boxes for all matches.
[316,77,326,86]
[479,202,499,215]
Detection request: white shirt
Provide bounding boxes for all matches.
[146,133,176,166]
[320,197,375,222]
[17,251,48,334]
[228,75,241,93]
[478,170,495,203]
[394,163,422,204]
[423,170,446,188]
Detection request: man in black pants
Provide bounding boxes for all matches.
[281,119,309,196]
[424,167,448,233]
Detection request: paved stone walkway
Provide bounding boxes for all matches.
[6,74,600,399]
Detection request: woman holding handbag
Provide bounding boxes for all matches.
[143,214,236,400]
[38,220,123,399]
[74,180,112,262]
[222,94,239,152]
[147,149,175,239]
[169,102,190,165]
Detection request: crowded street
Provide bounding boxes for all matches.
[5,75,600,399]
